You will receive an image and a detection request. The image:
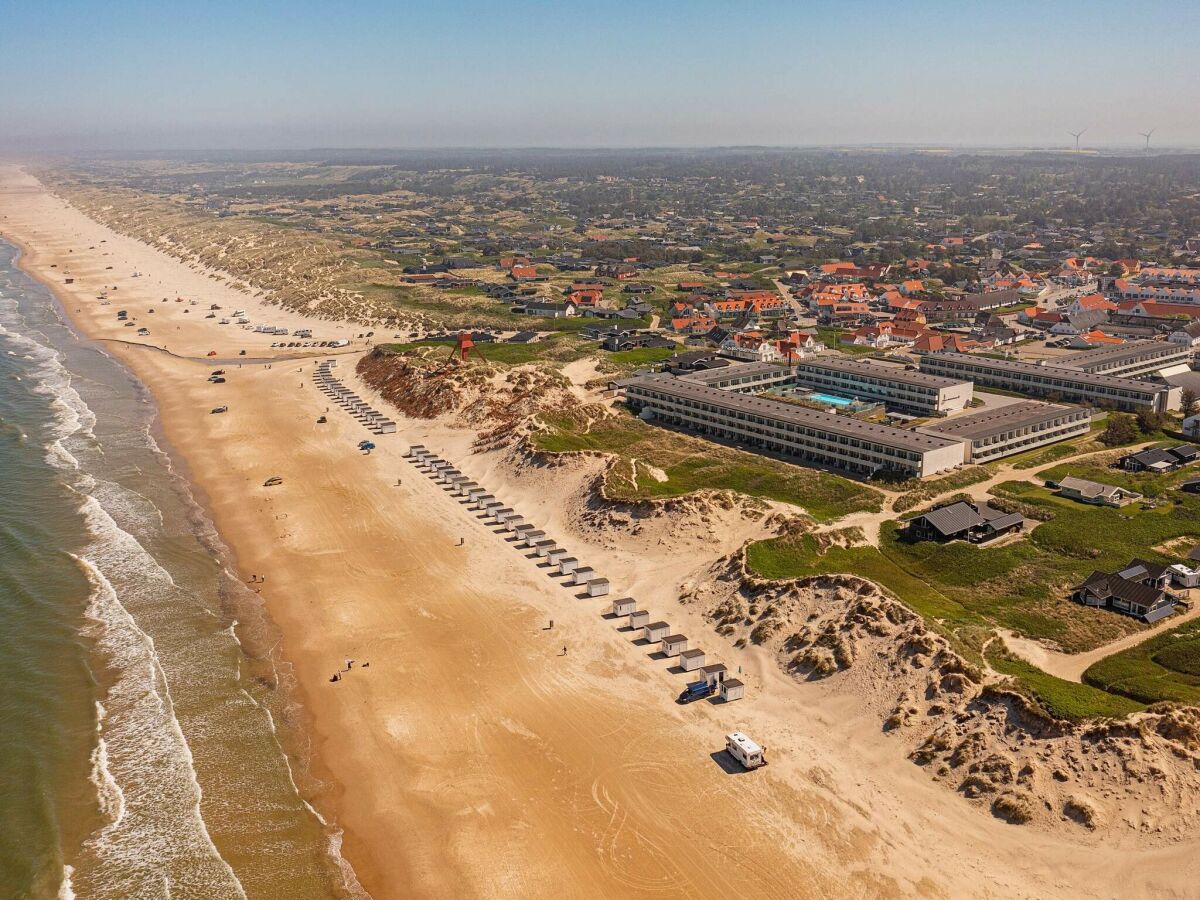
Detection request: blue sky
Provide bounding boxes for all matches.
[1,0,1197,150]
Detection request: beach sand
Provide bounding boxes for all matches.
[4,164,1199,898]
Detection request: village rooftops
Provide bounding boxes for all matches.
[921,401,1086,441]
[620,374,964,455]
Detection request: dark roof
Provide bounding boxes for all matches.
[915,501,1021,537]
[623,374,964,454]
[1169,444,1200,461]
[1125,448,1177,468]
[921,401,1087,442]
[1077,571,1167,609]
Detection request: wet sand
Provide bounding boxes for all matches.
[4,164,1199,899]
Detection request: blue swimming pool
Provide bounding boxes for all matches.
[806,392,856,408]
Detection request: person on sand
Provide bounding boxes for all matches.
[561,645,567,656]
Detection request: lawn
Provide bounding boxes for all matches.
[744,482,1200,713]
[380,334,594,366]
[1083,616,1200,706]
[598,346,678,371]
[743,491,1200,719]
[986,645,1145,720]
[532,407,883,522]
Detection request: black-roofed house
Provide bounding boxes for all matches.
[1073,569,1179,623]
[1121,447,1182,473]
[908,500,1025,544]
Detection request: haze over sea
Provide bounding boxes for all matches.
[0,240,355,898]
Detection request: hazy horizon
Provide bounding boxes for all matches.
[2,0,1197,152]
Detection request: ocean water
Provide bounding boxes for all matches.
[0,241,360,899]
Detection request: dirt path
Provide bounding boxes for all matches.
[999,592,1200,683]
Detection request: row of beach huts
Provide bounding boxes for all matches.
[314,360,397,434]
[405,443,744,703]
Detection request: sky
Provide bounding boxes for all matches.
[1,0,1198,152]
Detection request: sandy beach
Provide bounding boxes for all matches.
[5,163,1200,898]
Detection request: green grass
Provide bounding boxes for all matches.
[987,646,1145,719]
[532,408,883,522]
[601,346,677,369]
[1084,617,1200,706]
[891,467,993,514]
[749,484,1200,654]
[380,334,593,366]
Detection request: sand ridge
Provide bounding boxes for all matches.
[4,164,1199,898]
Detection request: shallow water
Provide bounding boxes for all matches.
[0,241,359,898]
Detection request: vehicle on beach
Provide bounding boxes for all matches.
[677,680,716,704]
[263,476,283,487]
[724,732,767,770]
[211,406,228,414]
[208,375,226,383]
[207,350,218,357]
[316,415,327,423]
[358,440,376,452]
[136,328,150,336]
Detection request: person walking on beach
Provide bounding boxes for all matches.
[561,645,567,656]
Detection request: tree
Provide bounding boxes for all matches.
[1100,413,1137,446]
[1182,388,1198,419]
[1135,407,1165,435]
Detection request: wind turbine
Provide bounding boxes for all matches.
[1139,129,1155,151]
[1069,128,1087,152]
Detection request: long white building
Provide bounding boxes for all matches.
[917,352,1179,413]
[918,401,1092,463]
[620,374,966,479]
[787,357,973,415]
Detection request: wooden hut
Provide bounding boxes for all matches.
[679,648,705,671]
[644,621,669,643]
[611,597,636,617]
[586,578,611,597]
[628,610,650,630]
[572,566,596,586]
[720,679,744,702]
[661,634,688,657]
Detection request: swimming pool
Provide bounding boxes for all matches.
[806,392,856,408]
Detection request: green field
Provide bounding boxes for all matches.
[1084,617,1200,706]
[532,408,883,522]
[380,333,594,366]
[744,481,1200,718]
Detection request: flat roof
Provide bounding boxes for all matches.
[920,401,1088,441]
[624,375,964,454]
[917,352,1168,395]
[1053,339,1189,371]
[796,355,970,390]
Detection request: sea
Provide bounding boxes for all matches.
[0,239,361,899]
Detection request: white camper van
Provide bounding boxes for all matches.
[725,732,766,770]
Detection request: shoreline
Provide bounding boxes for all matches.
[1,227,366,895]
[9,165,1200,898]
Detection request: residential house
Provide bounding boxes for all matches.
[1073,569,1178,623]
[908,501,1025,544]
[1121,445,1199,473]
[1055,475,1139,507]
